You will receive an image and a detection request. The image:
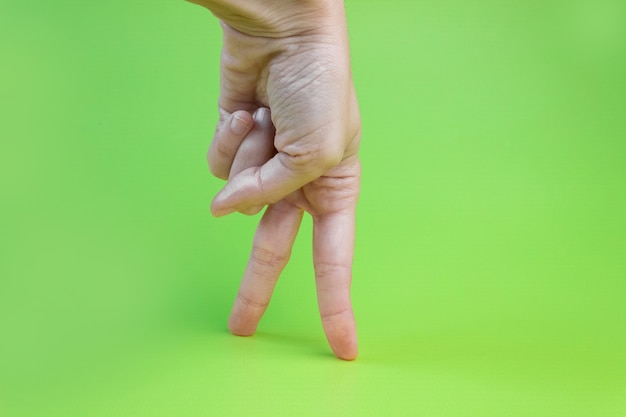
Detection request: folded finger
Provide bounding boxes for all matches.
[207,110,254,180]
[229,108,276,179]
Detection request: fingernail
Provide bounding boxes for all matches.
[253,107,271,126]
[231,114,249,135]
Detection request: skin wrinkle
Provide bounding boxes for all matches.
[197,0,360,360]
[253,166,267,206]
[214,136,237,168]
[236,291,269,310]
[249,245,289,271]
[314,264,353,289]
[320,307,353,321]
[212,1,340,38]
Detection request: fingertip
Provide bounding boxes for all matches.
[210,206,234,218]
[210,184,237,217]
[240,205,265,216]
[210,196,234,217]
[228,316,257,337]
[322,311,358,361]
[332,336,359,361]
[228,302,261,337]
[211,203,263,217]
[211,166,267,217]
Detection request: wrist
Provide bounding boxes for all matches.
[188,0,345,38]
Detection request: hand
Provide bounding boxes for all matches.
[192,0,361,360]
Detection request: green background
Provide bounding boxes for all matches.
[1,0,625,416]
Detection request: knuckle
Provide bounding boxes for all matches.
[250,245,288,271]
[214,138,235,163]
[315,262,352,283]
[207,145,233,180]
[280,145,343,175]
[316,145,343,168]
[236,291,268,309]
[320,307,352,321]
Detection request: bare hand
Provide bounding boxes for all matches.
[193,0,361,360]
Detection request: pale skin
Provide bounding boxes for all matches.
[190,0,361,360]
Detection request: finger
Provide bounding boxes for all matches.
[313,209,358,360]
[228,200,304,336]
[229,108,276,179]
[210,148,336,216]
[226,108,275,216]
[207,110,254,180]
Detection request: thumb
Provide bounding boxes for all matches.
[211,145,339,217]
